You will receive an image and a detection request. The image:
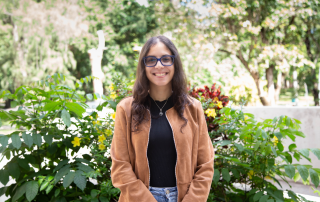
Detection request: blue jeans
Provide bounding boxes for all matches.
[149,186,178,202]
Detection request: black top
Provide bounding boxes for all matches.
[147,94,177,187]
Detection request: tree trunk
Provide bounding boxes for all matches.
[274,70,282,102]
[234,50,270,106]
[250,71,270,106]
[266,66,275,106]
[312,69,319,106]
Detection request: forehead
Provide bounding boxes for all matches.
[146,42,172,56]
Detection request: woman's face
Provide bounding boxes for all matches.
[145,42,175,89]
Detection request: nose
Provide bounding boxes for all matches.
[154,59,164,69]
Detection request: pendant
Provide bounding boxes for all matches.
[159,109,163,116]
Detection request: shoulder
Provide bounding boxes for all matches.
[185,95,202,111]
[116,96,134,117]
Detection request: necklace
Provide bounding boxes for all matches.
[150,96,169,116]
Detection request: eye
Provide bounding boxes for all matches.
[146,58,156,62]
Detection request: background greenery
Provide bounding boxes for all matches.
[0,0,319,107]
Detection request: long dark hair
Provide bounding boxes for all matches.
[132,36,191,133]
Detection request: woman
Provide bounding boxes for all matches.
[111,36,214,202]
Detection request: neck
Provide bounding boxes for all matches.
[149,84,172,102]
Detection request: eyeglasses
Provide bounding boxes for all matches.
[143,55,175,67]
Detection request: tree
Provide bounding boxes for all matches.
[201,0,314,105]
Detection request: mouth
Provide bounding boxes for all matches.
[152,72,169,77]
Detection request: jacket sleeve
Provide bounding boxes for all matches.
[110,105,157,202]
[182,101,215,202]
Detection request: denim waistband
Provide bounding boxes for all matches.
[149,186,177,192]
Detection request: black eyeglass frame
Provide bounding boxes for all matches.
[143,55,176,67]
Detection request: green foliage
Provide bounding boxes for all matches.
[207,99,320,201]
[0,74,126,201]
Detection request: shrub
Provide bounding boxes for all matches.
[189,88,320,202]
[0,74,131,202]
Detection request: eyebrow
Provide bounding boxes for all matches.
[146,54,171,57]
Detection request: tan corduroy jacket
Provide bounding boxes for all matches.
[110,96,214,202]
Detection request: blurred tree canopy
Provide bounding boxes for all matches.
[0,0,157,104]
[1,0,320,106]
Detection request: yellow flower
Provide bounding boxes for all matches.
[213,97,219,102]
[89,116,93,120]
[273,136,279,146]
[217,101,223,108]
[110,92,117,99]
[244,115,249,123]
[71,137,81,147]
[98,135,106,143]
[105,129,112,136]
[111,112,116,120]
[205,108,216,118]
[248,170,254,179]
[109,83,114,91]
[265,176,271,180]
[99,143,106,150]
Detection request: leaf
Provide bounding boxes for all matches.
[297,165,309,181]
[213,140,232,146]
[288,144,297,152]
[231,169,240,179]
[63,171,76,188]
[54,165,71,184]
[277,142,284,152]
[32,132,42,147]
[11,133,22,149]
[284,165,295,179]
[18,158,30,171]
[271,146,277,156]
[55,189,60,197]
[0,169,9,185]
[0,135,9,147]
[86,94,93,100]
[22,132,33,148]
[75,158,90,165]
[293,172,301,182]
[45,184,54,194]
[253,141,261,151]
[12,183,27,202]
[44,135,53,145]
[259,195,269,202]
[221,168,230,182]
[286,117,291,126]
[43,101,61,112]
[65,103,86,118]
[91,189,99,198]
[77,163,94,173]
[8,162,20,179]
[287,190,299,202]
[261,130,268,139]
[0,187,7,197]
[26,181,39,202]
[293,152,300,161]
[40,180,50,191]
[99,196,109,202]
[253,191,263,201]
[234,143,244,152]
[309,168,319,188]
[310,148,320,160]
[61,109,71,127]
[74,170,87,191]
[53,159,69,172]
[299,149,309,158]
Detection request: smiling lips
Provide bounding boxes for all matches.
[153,72,168,77]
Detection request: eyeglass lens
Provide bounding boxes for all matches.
[145,56,173,67]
